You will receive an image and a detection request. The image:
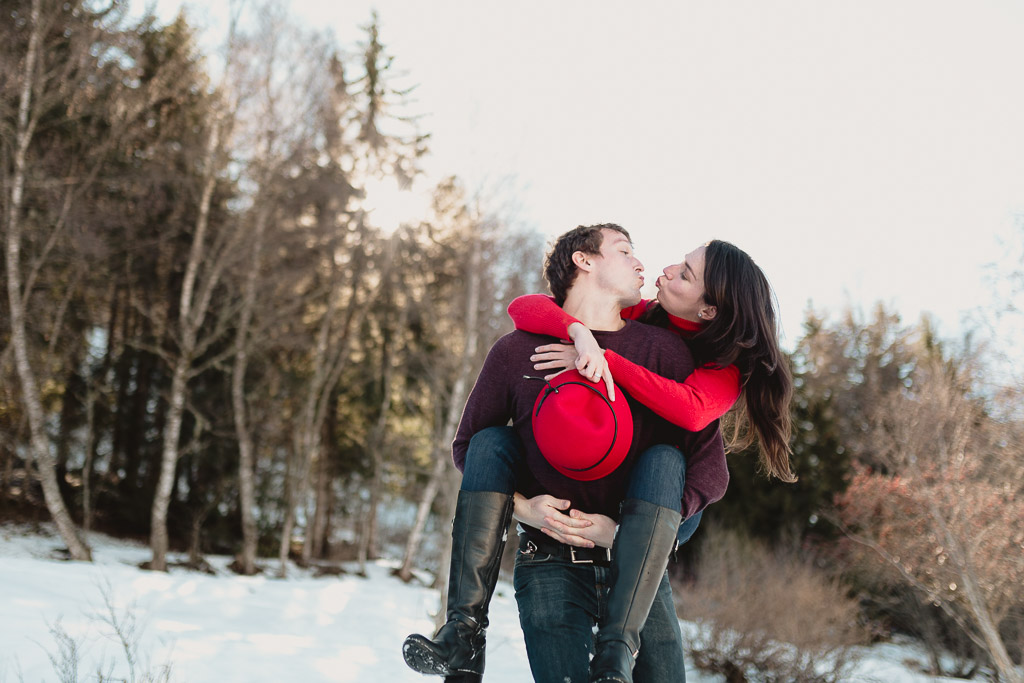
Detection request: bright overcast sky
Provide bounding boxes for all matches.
[162,0,1024,351]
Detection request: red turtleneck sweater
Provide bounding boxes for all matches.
[506,295,741,431]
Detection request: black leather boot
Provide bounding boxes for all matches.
[590,498,682,683]
[403,490,514,678]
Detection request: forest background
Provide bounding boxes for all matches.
[1,1,1022,681]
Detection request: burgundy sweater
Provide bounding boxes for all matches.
[506,294,742,430]
[452,320,729,521]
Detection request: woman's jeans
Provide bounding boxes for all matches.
[462,427,702,550]
[626,443,703,547]
[461,426,699,682]
[460,426,525,495]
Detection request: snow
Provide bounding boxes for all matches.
[0,525,979,682]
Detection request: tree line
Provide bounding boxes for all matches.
[2,1,1021,680]
[1,0,543,573]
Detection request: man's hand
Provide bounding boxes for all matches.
[532,325,616,401]
[531,344,577,377]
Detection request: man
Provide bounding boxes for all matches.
[404,224,727,682]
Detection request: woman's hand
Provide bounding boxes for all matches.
[513,493,591,540]
[512,494,618,549]
[567,323,615,400]
[542,508,618,549]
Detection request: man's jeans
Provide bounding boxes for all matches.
[513,548,685,683]
[461,426,699,682]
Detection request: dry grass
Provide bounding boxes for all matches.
[677,525,866,683]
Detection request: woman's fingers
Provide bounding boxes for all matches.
[540,526,595,548]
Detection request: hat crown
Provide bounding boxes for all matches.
[529,370,634,481]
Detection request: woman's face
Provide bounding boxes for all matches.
[655,246,713,322]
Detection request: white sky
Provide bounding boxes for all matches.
[162,0,1024,350]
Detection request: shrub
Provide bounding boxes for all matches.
[677,524,865,683]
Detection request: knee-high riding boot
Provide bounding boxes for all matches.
[403,490,514,678]
[590,498,682,683]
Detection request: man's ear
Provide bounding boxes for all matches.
[572,250,593,271]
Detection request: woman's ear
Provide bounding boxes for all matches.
[700,305,718,321]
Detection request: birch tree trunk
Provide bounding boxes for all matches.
[277,447,298,576]
[230,208,268,575]
[279,282,334,576]
[308,438,332,561]
[278,268,366,576]
[4,0,90,561]
[82,382,97,534]
[397,241,482,582]
[149,124,221,571]
[356,325,400,575]
[355,236,405,574]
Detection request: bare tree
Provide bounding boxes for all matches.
[146,1,318,571]
[277,229,370,576]
[397,188,486,584]
[835,357,1024,683]
[3,0,91,560]
[352,232,407,575]
[273,12,424,576]
[225,0,334,575]
[395,183,543,587]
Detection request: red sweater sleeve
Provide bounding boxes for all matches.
[507,295,655,338]
[606,352,741,431]
[507,295,579,340]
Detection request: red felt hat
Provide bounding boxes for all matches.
[529,369,634,481]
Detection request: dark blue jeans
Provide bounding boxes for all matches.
[512,548,684,683]
[461,428,702,548]
[626,443,703,547]
[461,427,698,682]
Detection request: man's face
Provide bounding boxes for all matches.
[589,229,645,307]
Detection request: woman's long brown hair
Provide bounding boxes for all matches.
[644,240,795,481]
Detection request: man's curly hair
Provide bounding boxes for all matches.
[544,223,631,306]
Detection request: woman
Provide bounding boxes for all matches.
[513,239,795,486]
[404,238,793,683]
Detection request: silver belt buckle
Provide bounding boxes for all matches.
[569,546,592,564]
[570,546,611,564]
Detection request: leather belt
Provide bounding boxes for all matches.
[518,531,612,566]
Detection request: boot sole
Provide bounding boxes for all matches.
[403,635,453,676]
[402,636,484,680]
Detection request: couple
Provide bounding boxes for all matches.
[404,224,794,682]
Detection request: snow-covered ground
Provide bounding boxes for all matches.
[0,524,975,682]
